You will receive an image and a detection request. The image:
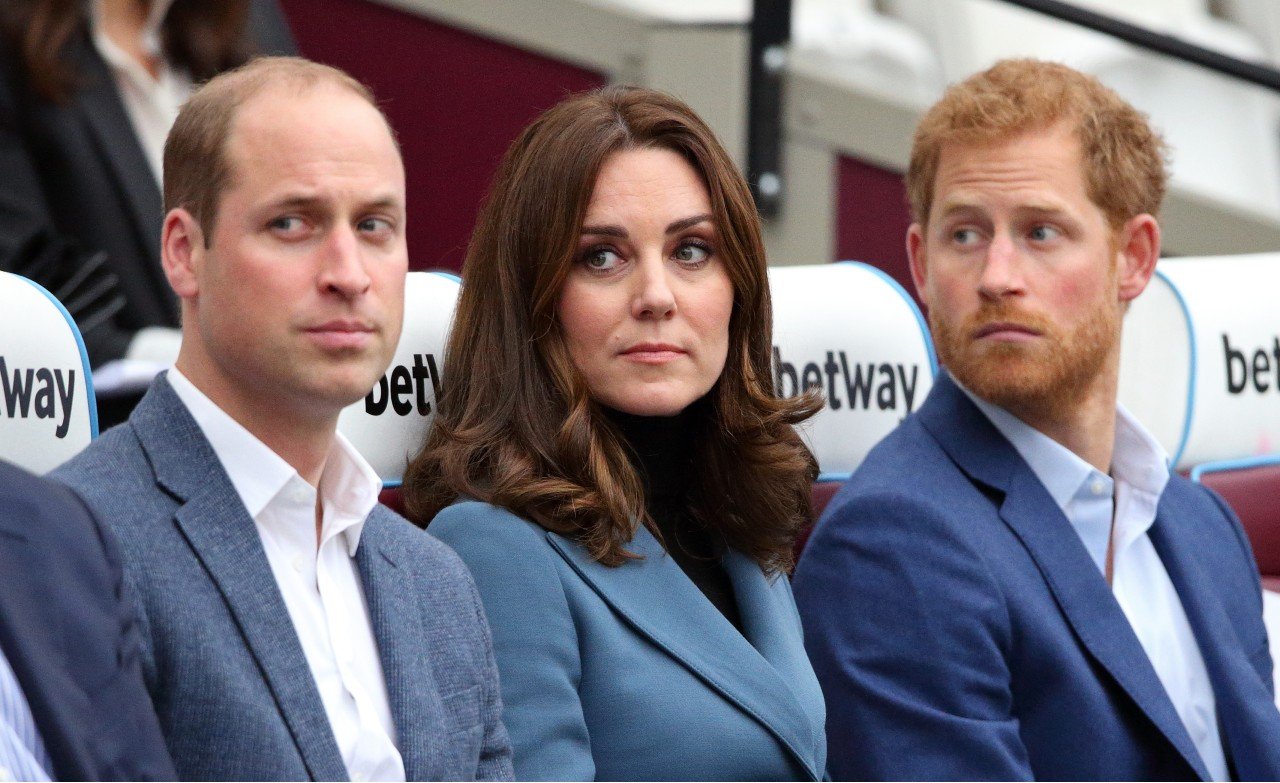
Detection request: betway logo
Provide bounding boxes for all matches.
[0,357,77,438]
[774,347,921,414]
[365,353,442,416]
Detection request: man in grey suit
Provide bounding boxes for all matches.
[52,57,513,782]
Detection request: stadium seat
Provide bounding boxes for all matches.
[0,271,97,474]
[336,271,461,515]
[1191,457,1280,592]
[1119,254,1280,470]
[768,262,937,555]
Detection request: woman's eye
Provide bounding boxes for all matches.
[673,242,711,265]
[583,247,622,271]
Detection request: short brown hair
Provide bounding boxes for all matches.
[907,59,1169,228]
[403,85,821,573]
[163,56,385,245]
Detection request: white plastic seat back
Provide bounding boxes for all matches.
[0,271,97,473]
[1119,254,1280,469]
[337,272,460,486]
[770,262,937,480]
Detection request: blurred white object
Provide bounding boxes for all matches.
[883,0,1280,219]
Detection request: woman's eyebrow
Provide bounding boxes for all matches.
[667,213,713,234]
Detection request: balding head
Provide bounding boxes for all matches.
[163,56,396,246]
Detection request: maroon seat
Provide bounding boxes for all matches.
[795,481,844,562]
[1194,460,1280,593]
[379,486,407,517]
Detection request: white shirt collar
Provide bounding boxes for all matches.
[88,0,175,58]
[956,381,1170,513]
[166,368,380,556]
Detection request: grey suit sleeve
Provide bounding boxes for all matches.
[460,570,516,782]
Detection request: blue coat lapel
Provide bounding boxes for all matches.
[1148,489,1280,780]
[919,374,1210,779]
[355,515,447,781]
[132,379,347,781]
[547,525,822,780]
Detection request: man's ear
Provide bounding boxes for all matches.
[161,208,204,300]
[907,222,930,309]
[1116,213,1160,303]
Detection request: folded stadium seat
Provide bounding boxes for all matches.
[335,271,461,518]
[882,0,1280,221]
[0,271,97,473]
[768,262,937,558]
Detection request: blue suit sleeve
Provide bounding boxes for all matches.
[792,491,1033,781]
[430,503,595,781]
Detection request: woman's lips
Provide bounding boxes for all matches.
[620,343,687,364]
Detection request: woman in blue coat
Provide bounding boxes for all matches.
[403,85,827,781]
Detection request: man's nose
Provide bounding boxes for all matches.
[318,225,372,298]
[977,233,1025,300]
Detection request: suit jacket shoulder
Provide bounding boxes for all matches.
[0,461,174,781]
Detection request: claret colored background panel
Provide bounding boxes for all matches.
[278,0,606,272]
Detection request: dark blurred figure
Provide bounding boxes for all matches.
[0,0,294,426]
[0,459,174,781]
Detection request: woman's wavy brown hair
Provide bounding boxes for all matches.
[2,0,253,104]
[403,85,821,574]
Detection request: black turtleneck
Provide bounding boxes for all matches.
[604,403,744,634]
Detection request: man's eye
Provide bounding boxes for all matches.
[269,216,305,234]
[583,247,622,271]
[358,217,394,235]
[952,228,979,245]
[1029,225,1061,242]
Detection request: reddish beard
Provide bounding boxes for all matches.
[930,296,1119,419]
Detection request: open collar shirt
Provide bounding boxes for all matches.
[168,369,405,782]
[962,384,1229,781]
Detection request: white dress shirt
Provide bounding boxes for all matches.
[963,387,1229,781]
[168,369,406,782]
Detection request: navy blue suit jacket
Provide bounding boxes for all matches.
[794,373,1280,780]
[0,460,174,781]
[52,377,513,781]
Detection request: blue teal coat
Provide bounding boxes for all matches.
[431,502,827,781]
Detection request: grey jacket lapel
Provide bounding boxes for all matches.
[356,512,446,781]
[133,378,347,781]
[548,526,821,780]
[920,374,1210,779]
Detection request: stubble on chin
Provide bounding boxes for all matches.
[931,299,1118,420]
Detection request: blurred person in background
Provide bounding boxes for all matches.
[403,85,828,782]
[0,0,294,425]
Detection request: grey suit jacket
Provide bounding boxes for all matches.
[51,376,514,781]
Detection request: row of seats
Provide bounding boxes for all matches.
[3,258,1278,635]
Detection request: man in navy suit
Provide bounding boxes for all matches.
[0,460,174,781]
[794,59,1280,780]
[52,57,512,781]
